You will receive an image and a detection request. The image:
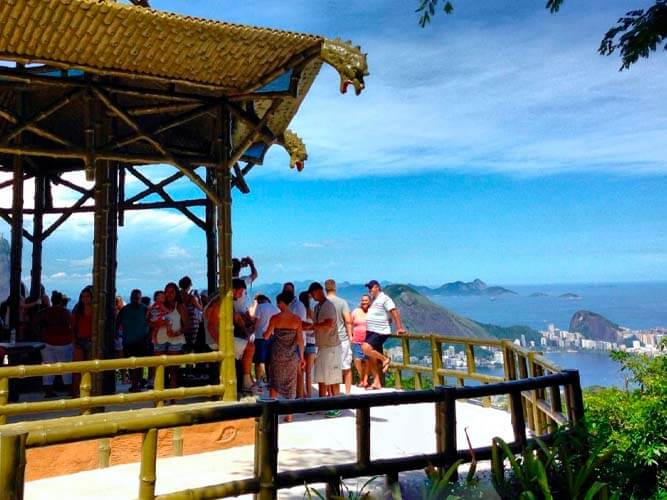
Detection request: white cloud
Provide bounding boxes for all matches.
[302,242,325,249]
[161,245,189,258]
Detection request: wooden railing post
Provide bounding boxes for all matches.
[435,386,458,480]
[564,369,585,426]
[154,364,165,408]
[527,353,543,435]
[257,399,278,500]
[80,371,92,415]
[0,430,27,500]
[98,438,111,468]
[516,353,535,432]
[356,406,371,468]
[509,390,527,448]
[138,428,158,500]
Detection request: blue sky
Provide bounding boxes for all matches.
[1,0,666,296]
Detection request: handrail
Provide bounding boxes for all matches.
[0,369,585,500]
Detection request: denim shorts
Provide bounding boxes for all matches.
[352,342,367,360]
[153,342,183,354]
[253,338,272,364]
[304,343,317,355]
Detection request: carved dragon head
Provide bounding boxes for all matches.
[321,38,369,96]
[280,130,308,171]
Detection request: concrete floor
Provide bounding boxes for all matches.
[24,387,513,499]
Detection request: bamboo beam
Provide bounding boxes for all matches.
[42,190,94,240]
[92,88,221,205]
[100,104,214,152]
[49,174,89,195]
[127,102,201,116]
[0,89,83,147]
[225,101,277,144]
[0,144,216,167]
[125,166,205,230]
[123,171,184,205]
[0,106,74,149]
[0,213,32,243]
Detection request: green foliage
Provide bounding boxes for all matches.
[584,340,667,498]
[416,0,454,28]
[416,0,666,69]
[304,477,377,500]
[491,433,618,500]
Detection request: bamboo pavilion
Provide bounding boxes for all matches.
[0,0,368,399]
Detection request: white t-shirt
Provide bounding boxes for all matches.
[365,292,396,335]
[288,298,307,321]
[254,302,279,339]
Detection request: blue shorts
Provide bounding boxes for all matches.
[153,343,183,354]
[253,338,272,364]
[304,343,317,355]
[352,342,366,360]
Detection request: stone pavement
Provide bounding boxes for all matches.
[24,387,513,499]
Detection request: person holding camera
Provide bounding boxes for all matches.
[232,256,258,286]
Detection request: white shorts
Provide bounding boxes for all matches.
[340,339,352,370]
[314,344,342,385]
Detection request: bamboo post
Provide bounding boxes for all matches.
[8,84,24,334]
[431,338,443,386]
[154,365,165,408]
[393,368,402,389]
[98,438,111,468]
[549,384,563,427]
[465,344,475,375]
[172,427,183,456]
[356,406,371,468]
[414,371,422,390]
[216,105,236,401]
[0,430,27,500]
[205,169,217,295]
[0,377,8,425]
[29,173,45,300]
[138,428,158,500]
[80,372,92,415]
[257,400,278,500]
[527,353,543,435]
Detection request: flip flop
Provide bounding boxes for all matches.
[382,359,391,373]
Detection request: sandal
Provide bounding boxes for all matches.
[382,359,391,373]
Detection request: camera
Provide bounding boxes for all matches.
[240,257,251,267]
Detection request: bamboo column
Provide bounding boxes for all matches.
[205,168,218,295]
[8,87,24,334]
[88,87,109,397]
[216,105,236,401]
[102,162,119,395]
[29,173,45,300]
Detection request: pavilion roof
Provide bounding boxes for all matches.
[0,0,323,93]
[0,0,368,174]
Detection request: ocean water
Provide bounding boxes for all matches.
[429,282,666,388]
[476,351,628,388]
[430,281,667,331]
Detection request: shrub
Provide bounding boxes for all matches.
[584,340,667,498]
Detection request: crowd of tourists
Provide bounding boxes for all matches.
[0,256,407,417]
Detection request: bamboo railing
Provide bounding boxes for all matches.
[0,370,584,500]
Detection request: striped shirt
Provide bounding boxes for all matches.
[365,292,396,335]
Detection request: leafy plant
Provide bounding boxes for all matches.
[584,339,667,498]
[491,434,618,500]
[304,477,377,500]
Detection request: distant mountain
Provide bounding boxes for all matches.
[559,293,581,299]
[569,310,621,342]
[529,292,549,298]
[382,284,539,347]
[413,279,516,297]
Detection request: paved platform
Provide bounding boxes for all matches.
[24,387,513,499]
